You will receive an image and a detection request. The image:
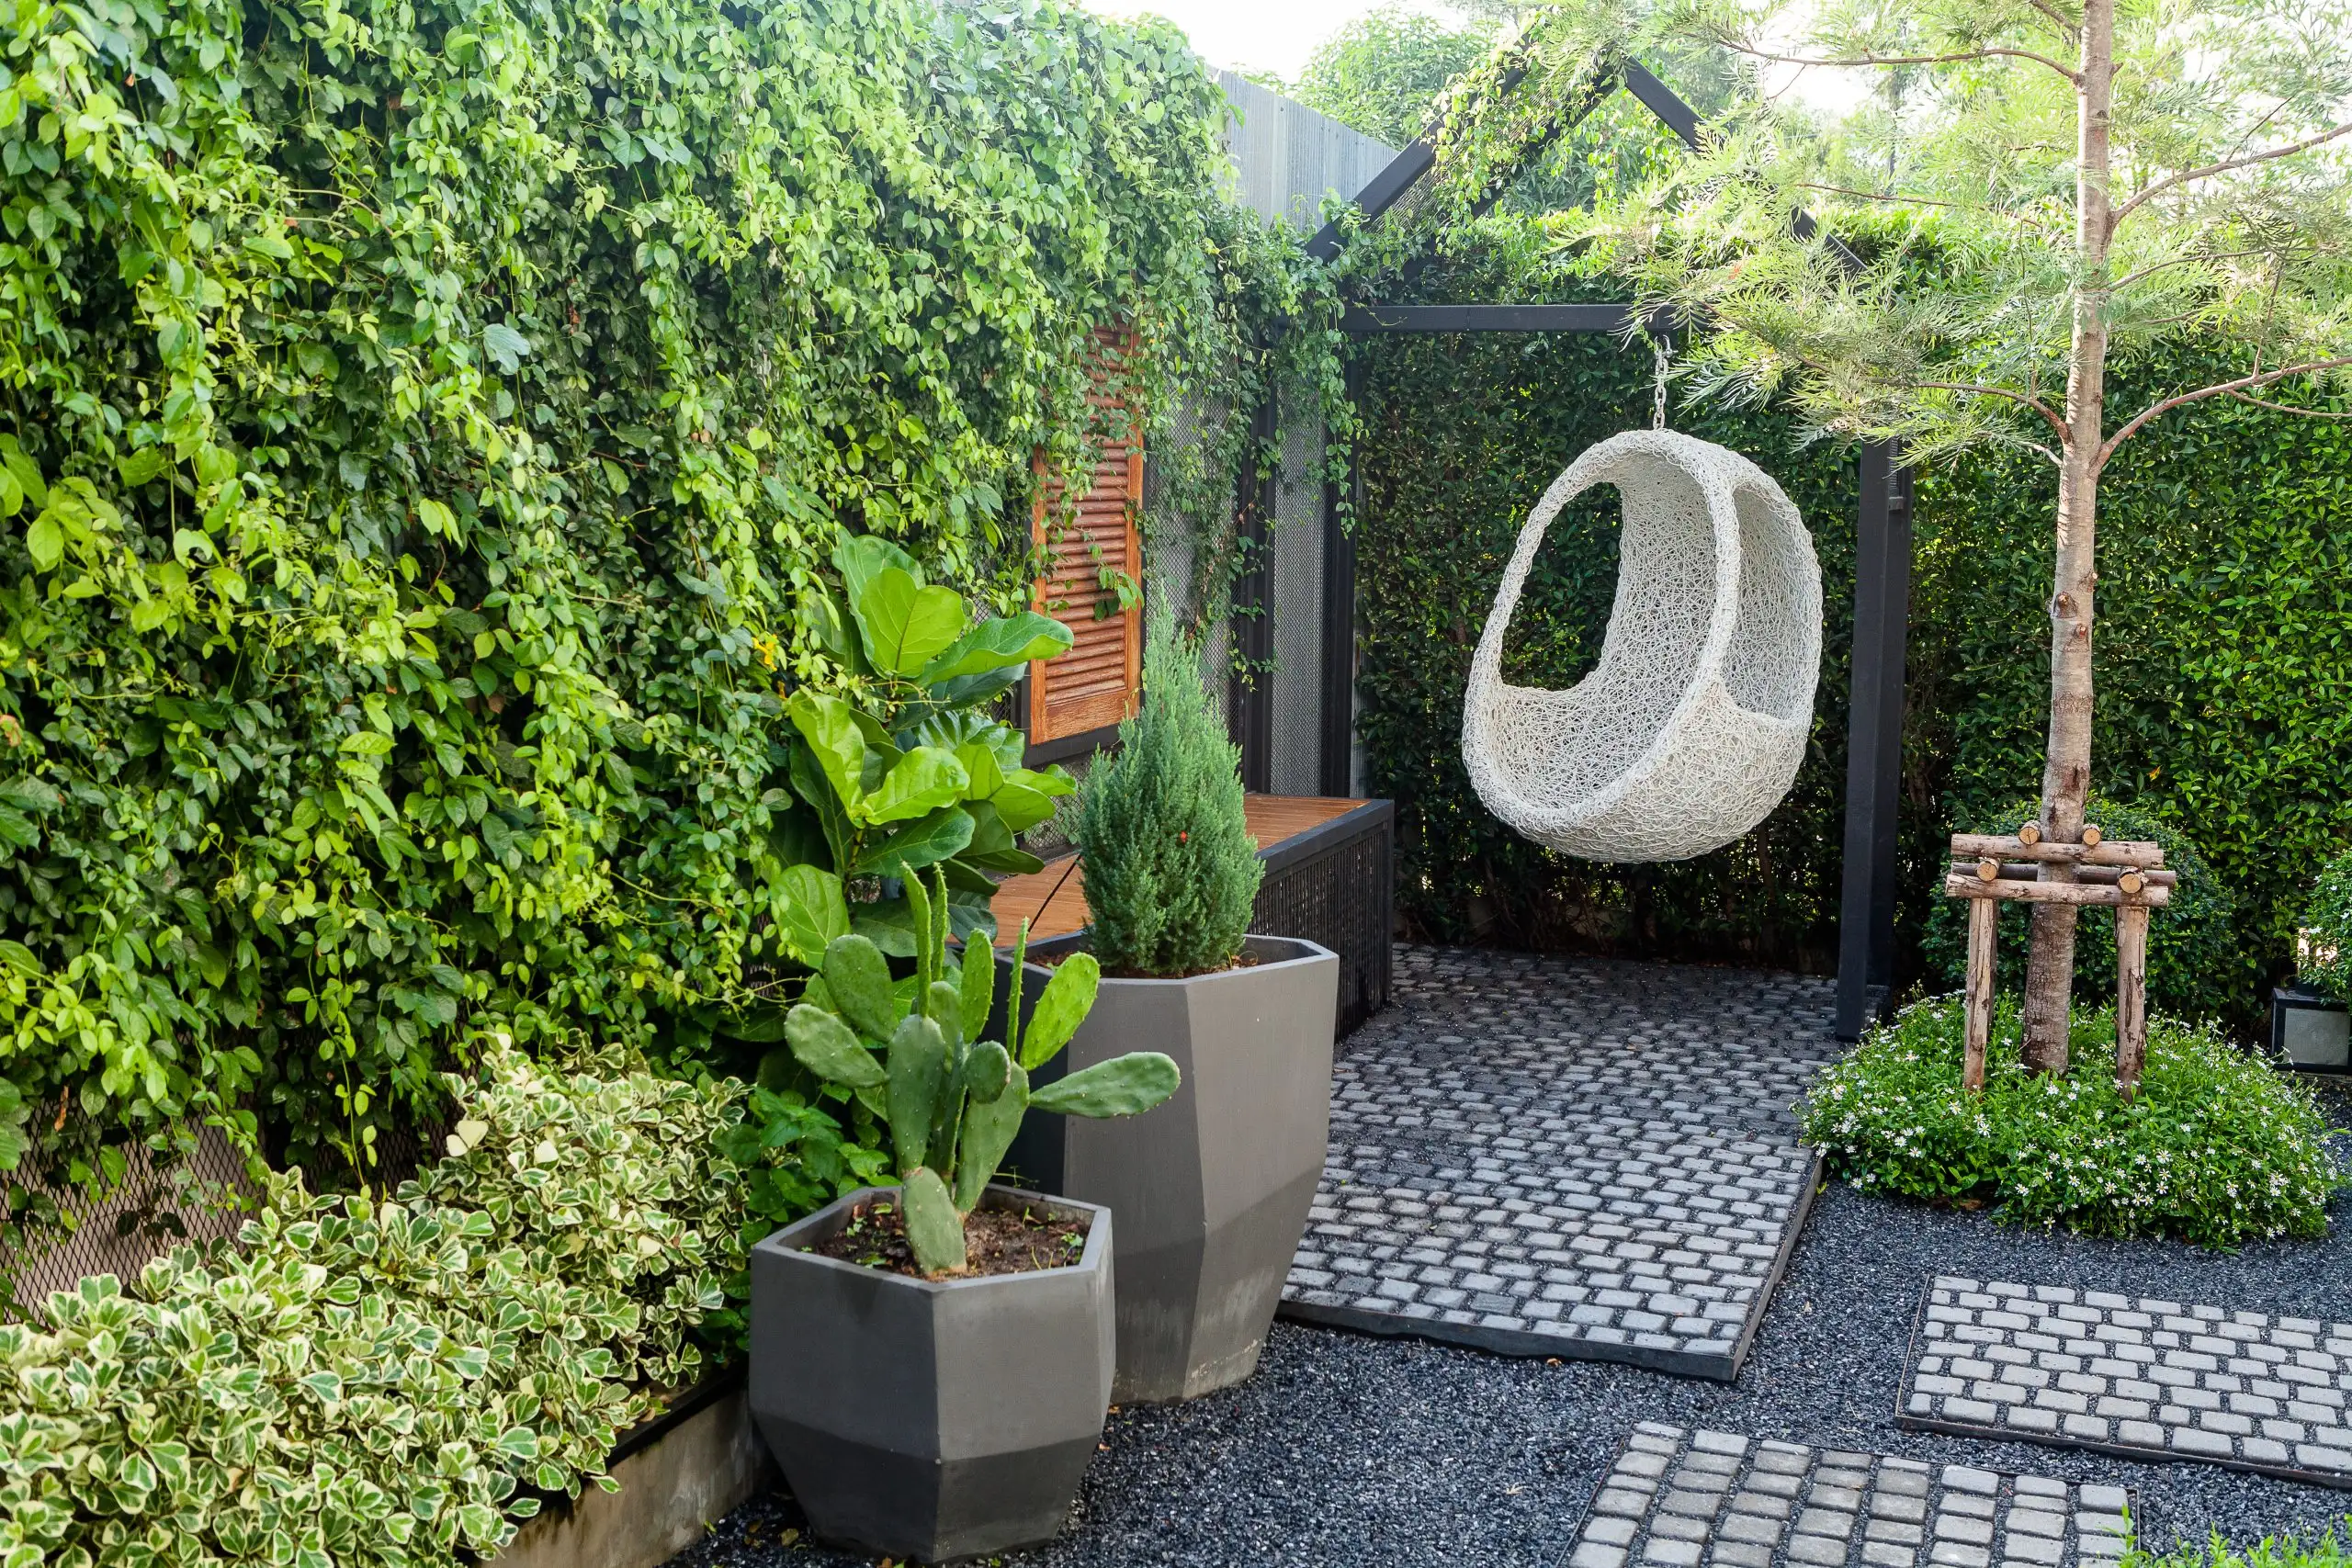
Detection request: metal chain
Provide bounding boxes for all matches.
[1652,335,1670,431]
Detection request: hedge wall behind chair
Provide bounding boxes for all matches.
[1356,254,2352,1032]
[0,0,1236,1191]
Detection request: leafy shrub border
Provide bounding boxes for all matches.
[1801,997,2346,1248]
[0,1041,743,1568]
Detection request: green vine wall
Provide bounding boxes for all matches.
[0,0,1260,1194]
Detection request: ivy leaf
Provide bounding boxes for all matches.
[25,514,62,570]
[482,322,531,375]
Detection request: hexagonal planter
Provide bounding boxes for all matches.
[747,1184,1114,1564]
[1001,933,1337,1404]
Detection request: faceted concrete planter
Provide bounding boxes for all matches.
[1001,934,1338,1403]
[747,1184,1114,1564]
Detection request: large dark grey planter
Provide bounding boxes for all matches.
[747,1184,1114,1564]
[999,934,1337,1403]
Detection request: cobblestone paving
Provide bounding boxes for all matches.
[1278,947,1839,1379]
[1566,1423,2133,1568]
[1900,1276,2352,1488]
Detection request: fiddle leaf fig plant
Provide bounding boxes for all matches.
[784,868,1181,1274]
[774,534,1080,961]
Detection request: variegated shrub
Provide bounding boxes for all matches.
[0,1043,743,1568]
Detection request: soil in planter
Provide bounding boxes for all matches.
[810,1198,1091,1279]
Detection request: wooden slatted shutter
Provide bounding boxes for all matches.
[1027,329,1143,748]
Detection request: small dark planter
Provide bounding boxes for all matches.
[747,1184,1114,1564]
[1000,933,1337,1403]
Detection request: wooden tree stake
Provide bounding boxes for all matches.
[2115,903,2149,1097]
[1963,897,1996,1092]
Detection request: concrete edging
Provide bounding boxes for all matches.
[494,1371,773,1568]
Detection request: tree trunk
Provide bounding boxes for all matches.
[2019,0,2116,1074]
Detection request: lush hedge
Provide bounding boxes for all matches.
[1356,233,2352,1026]
[1355,248,1860,971]
[0,0,1236,1189]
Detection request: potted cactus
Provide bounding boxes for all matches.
[1001,637,1338,1404]
[748,869,1180,1563]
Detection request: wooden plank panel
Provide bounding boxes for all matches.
[1027,323,1143,747]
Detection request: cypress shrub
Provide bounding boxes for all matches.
[1073,637,1262,976]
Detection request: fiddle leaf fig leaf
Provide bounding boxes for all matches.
[786,692,868,813]
[857,746,967,826]
[915,611,1072,685]
[853,568,966,677]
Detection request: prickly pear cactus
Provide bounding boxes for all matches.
[785,867,1181,1274]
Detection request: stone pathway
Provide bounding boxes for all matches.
[1279,948,1838,1380]
[1567,1424,2133,1568]
[1900,1276,2352,1489]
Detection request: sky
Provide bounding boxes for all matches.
[1080,0,1872,115]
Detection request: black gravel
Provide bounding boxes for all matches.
[671,1080,2352,1568]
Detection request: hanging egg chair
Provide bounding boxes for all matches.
[1461,428,1823,863]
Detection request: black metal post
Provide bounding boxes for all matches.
[1230,396,1277,791]
[1835,441,1914,1038]
[1318,360,1363,797]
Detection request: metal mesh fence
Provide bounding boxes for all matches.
[4,1108,450,1321]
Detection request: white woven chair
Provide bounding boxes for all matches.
[1461,429,1822,863]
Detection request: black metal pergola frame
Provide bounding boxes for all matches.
[1239,57,1912,1039]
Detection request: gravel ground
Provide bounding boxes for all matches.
[669,1081,2352,1568]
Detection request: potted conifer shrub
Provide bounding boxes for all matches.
[1003,637,1339,1403]
[748,870,1180,1563]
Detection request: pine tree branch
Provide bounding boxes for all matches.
[2227,389,2352,419]
[2099,358,2352,467]
[2108,247,2281,293]
[1709,39,2082,85]
[1917,382,2071,444]
[1792,182,2064,234]
[2109,121,2352,231]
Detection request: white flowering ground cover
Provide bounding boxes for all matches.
[1800,998,2344,1247]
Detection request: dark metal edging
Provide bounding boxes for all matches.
[1724,1148,1826,1380]
[1275,1295,1746,1382]
[1256,797,1395,877]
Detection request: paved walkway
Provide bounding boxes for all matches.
[1569,1425,2132,1568]
[1280,948,1839,1379]
[1901,1277,2352,1489]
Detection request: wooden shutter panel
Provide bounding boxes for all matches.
[1027,331,1143,747]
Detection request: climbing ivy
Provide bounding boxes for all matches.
[0,0,1256,1192]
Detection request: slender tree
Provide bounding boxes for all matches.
[1532,0,2352,1069]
